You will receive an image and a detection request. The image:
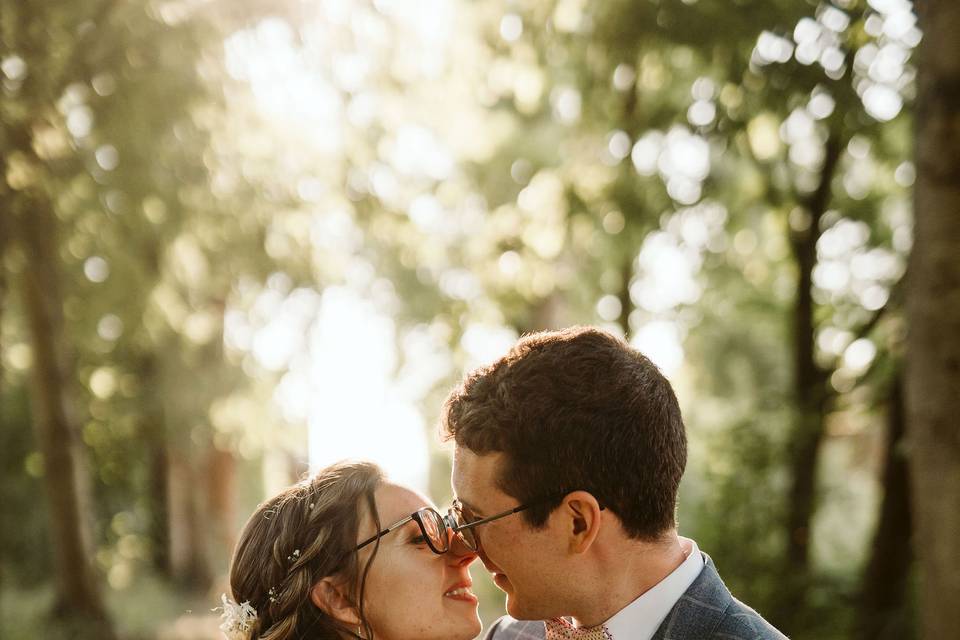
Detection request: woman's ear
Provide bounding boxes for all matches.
[310,578,361,626]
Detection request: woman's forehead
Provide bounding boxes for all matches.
[373,482,434,522]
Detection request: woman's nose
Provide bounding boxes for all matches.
[446,529,479,565]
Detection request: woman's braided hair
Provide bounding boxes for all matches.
[228,461,384,639]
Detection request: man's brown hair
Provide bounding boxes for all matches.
[441,326,686,540]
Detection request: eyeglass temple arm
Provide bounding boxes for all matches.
[452,493,606,534]
[356,514,415,550]
[453,503,530,532]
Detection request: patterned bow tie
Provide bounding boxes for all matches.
[544,617,613,640]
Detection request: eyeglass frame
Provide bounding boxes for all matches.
[451,491,604,551]
[355,506,464,555]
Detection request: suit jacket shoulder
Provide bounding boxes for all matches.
[484,615,545,640]
[483,555,786,640]
[712,604,786,640]
[653,555,787,640]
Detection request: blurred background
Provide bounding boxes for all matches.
[2,0,958,639]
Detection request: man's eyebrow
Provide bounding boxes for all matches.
[455,497,484,516]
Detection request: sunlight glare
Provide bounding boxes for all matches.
[460,323,518,370]
[631,232,702,313]
[306,287,430,492]
[632,321,684,377]
[224,18,344,154]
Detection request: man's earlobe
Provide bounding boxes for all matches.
[310,578,361,626]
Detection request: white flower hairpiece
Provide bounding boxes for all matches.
[217,593,258,640]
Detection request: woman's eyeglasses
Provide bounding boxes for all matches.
[354,494,601,555]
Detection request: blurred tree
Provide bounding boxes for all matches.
[1,0,118,634]
[1,204,7,379]
[461,2,917,636]
[8,185,114,637]
[0,2,946,639]
[856,373,912,640]
[0,0,272,626]
[906,0,960,637]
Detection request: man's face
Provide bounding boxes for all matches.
[451,447,567,620]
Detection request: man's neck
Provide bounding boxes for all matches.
[569,531,689,628]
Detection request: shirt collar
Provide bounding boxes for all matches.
[602,537,704,640]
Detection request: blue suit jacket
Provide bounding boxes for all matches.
[483,554,787,640]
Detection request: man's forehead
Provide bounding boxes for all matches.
[451,447,504,504]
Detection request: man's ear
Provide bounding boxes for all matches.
[310,578,361,626]
[561,491,603,554]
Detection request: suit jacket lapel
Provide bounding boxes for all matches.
[650,554,732,640]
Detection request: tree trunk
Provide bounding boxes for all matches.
[857,374,913,640]
[1,206,8,380]
[207,446,238,563]
[775,132,842,629]
[617,254,634,338]
[146,414,172,574]
[905,2,960,637]
[12,198,114,638]
[133,352,172,575]
[784,136,842,559]
[168,449,212,589]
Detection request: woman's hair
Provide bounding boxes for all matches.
[228,460,385,639]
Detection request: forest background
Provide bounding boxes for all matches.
[2,0,958,639]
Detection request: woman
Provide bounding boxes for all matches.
[221,460,481,640]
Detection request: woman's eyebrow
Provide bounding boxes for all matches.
[400,519,422,536]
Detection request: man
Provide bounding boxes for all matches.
[443,326,786,640]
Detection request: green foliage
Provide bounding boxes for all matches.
[1,0,921,638]
[0,383,52,586]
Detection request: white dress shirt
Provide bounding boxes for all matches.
[600,537,704,640]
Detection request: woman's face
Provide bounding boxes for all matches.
[358,483,481,640]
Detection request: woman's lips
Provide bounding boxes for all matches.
[443,583,478,603]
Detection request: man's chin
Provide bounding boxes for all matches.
[499,576,552,620]
[504,596,526,620]
[504,594,547,622]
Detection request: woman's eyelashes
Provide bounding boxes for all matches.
[403,521,428,546]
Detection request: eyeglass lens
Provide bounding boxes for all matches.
[450,505,478,551]
[417,508,449,553]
